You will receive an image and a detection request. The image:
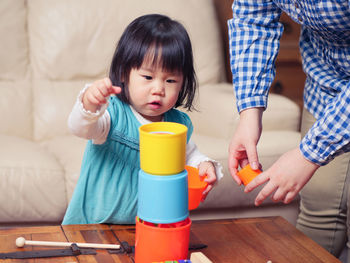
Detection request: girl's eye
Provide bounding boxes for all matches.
[166,79,176,83]
[143,75,152,80]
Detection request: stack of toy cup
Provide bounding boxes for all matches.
[135,122,192,263]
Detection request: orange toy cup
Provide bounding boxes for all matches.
[237,164,262,186]
[135,217,191,263]
[186,166,208,210]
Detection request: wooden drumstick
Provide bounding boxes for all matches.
[15,237,120,250]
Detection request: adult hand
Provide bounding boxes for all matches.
[228,107,263,185]
[245,147,319,205]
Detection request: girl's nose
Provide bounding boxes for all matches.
[152,80,165,95]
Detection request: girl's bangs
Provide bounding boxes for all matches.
[142,40,185,73]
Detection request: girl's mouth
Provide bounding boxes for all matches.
[149,101,161,109]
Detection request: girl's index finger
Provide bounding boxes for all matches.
[110,85,122,95]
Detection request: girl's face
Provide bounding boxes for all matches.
[128,59,184,122]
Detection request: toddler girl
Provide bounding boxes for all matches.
[62,14,223,225]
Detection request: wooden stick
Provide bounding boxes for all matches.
[15,237,120,250]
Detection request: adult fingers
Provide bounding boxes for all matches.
[245,143,259,170]
[228,151,242,185]
[283,191,297,204]
[239,159,250,169]
[271,187,288,203]
[244,171,269,193]
[254,179,278,206]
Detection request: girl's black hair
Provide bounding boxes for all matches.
[109,14,197,111]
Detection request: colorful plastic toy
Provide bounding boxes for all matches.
[139,122,187,175]
[153,260,192,263]
[186,166,207,210]
[138,169,189,223]
[237,164,262,186]
[136,122,191,263]
[135,218,191,262]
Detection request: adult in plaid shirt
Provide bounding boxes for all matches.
[228,0,350,258]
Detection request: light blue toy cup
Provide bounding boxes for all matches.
[138,169,188,224]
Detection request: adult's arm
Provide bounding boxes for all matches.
[228,0,283,113]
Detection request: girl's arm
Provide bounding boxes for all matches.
[68,78,122,144]
[68,85,111,144]
[186,140,224,198]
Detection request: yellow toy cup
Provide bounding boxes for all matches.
[139,122,187,175]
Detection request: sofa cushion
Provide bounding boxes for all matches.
[33,80,86,141]
[0,0,28,80]
[186,83,238,140]
[27,0,224,85]
[187,83,301,140]
[41,135,86,202]
[0,81,32,139]
[264,94,301,131]
[0,135,66,223]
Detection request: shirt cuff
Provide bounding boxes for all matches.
[236,95,268,113]
[300,132,338,166]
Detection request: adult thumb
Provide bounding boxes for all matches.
[246,143,259,170]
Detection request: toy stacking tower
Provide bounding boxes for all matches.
[135,122,192,263]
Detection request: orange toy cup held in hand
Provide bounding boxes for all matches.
[237,164,262,186]
[186,165,208,210]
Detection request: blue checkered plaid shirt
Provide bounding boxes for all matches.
[228,0,350,166]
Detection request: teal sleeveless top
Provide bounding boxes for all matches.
[62,97,193,225]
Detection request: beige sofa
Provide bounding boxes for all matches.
[0,0,301,226]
